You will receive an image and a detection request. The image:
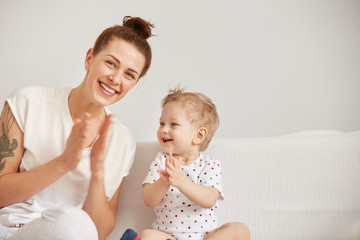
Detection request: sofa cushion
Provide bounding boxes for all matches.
[108,131,360,240]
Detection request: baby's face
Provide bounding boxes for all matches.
[157,101,199,156]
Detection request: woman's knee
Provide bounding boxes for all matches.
[43,208,98,240]
[10,208,98,240]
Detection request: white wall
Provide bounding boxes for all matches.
[1,0,359,142]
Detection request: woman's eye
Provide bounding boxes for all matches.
[106,61,115,68]
[126,72,135,80]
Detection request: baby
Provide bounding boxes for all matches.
[139,87,250,240]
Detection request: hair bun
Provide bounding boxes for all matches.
[123,16,154,40]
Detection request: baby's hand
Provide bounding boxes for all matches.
[158,166,170,183]
[157,154,172,183]
[165,153,186,188]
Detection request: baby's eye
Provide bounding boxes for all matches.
[171,123,178,127]
[160,122,165,126]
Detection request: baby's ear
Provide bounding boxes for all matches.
[193,127,208,145]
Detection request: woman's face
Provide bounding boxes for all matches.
[84,38,145,106]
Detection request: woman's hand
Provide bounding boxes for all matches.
[61,113,90,171]
[90,114,113,175]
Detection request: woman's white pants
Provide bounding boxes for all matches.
[7,208,98,240]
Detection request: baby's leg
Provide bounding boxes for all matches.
[140,229,176,240]
[204,222,250,240]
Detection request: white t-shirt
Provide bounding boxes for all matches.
[142,152,224,234]
[0,86,136,227]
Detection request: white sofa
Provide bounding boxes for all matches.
[108,130,360,240]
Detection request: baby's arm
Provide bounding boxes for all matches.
[142,155,175,207]
[166,154,220,208]
[178,177,219,208]
[142,177,170,207]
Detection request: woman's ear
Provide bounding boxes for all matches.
[193,127,208,145]
[85,48,94,71]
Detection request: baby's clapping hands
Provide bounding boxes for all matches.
[158,153,186,188]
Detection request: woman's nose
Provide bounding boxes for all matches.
[109,71,122,84]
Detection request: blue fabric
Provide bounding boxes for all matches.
[119,229,139,240]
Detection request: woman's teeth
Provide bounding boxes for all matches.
[100,82,115,94]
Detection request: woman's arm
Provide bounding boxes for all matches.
[83,115,122,240]
[0,102,91,207]
[83,176,123,240]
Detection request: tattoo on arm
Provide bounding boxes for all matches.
[0,107,18,171]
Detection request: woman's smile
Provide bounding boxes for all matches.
[98,81,118,96]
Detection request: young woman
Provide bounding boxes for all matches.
[0,16,154,240]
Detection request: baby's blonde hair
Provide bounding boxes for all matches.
[161,86,219,151]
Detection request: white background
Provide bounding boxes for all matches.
[1,0,359,142]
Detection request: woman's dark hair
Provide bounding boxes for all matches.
[93,16,154,78]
